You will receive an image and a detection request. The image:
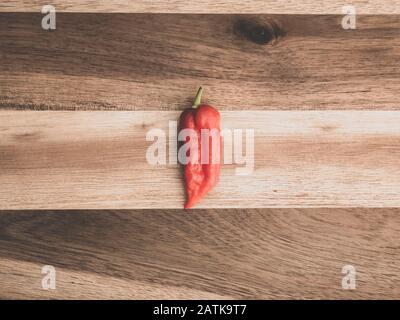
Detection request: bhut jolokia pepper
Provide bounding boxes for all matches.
[179,87,221,209]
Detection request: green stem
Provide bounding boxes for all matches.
[193,87,203,108]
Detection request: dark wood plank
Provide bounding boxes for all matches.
[1,13,399,110]
[0,209,399,299]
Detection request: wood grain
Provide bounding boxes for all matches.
[1,14,400,110]
[1,0,400,14]
[1,9,400,300]
[0,208,399,299]
[2,110,400,209]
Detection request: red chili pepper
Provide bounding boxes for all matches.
[179,87,221,209]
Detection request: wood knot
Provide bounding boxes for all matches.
[13,130,42,142]
[233,18,285,45]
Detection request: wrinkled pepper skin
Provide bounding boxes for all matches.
[179,88,221,209]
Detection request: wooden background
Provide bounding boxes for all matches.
[2,0,400,13]
[1,14,400,110]
[1,2,400,299]
[2,111,400,209]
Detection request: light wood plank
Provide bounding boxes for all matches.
[1,0,400,14]
[0,209,399,299]
[1,14,400,110]
[1,111,400,209]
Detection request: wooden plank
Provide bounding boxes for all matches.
[1,0,400,14]
[1,110,400,209]
[0,208,399,299]
[1,14,400,110]
[0,258,229,299]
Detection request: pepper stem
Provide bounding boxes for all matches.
[193,87,203,108]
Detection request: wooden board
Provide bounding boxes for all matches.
[1,14,400,110]
[2,110,400,209]
[1,7,400,300]
[1,0,400,14]
[1,208,399,299]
